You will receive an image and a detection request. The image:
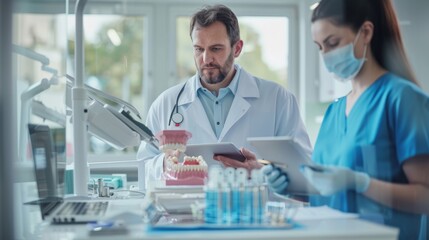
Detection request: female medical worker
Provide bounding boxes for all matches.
[259,0,429,239]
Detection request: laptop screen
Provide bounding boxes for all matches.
[51,127,66,196]
[28,124,65,199]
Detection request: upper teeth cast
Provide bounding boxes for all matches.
[159,143,186,152]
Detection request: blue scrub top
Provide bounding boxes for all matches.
[311,73,429,240]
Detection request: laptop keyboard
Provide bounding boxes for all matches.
[56,201,108,216]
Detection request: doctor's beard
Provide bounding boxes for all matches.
[198,51,234,85]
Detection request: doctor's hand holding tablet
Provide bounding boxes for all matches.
[213,147,263,172]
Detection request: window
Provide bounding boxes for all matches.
[14,4,153,162]
[14,13,68,163]
[67,14,146,156]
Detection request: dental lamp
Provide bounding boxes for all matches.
[65,75,159,150]
[73,0,89,197]
[13,44,50,65]
[32,100,66,127]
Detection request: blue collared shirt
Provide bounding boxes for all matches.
[196,67,241,138]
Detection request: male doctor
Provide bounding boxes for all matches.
[137,4,311,190]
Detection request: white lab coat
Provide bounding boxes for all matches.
[137,66,311,190]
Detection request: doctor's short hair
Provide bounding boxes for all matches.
[190,4,240,46]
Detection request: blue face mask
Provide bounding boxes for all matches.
[322,30,367,82]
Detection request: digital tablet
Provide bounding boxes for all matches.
[184,142,245,163]
[247,136,320,195]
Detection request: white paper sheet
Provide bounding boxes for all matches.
[294,205,358,221]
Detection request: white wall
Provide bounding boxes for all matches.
[393,0,429,92]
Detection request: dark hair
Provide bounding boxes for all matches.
[190,4,240,46]
[312,0,419,85]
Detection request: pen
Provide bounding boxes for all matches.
[257,159,327,172]
[257,159,287,168]
[302,164,326,172]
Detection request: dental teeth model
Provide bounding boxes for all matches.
[155,130,208,185]
[156,130,192,152]
[164,155,208,185]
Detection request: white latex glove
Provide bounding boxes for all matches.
[261,164,289,195]
[301,165,370,196]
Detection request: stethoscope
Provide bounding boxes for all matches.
[168,83,187,127]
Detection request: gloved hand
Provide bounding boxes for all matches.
[261,164,289,195]
[301,165,370,196]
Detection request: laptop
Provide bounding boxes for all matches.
[247,136,320,195]
[26,124,109,224]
